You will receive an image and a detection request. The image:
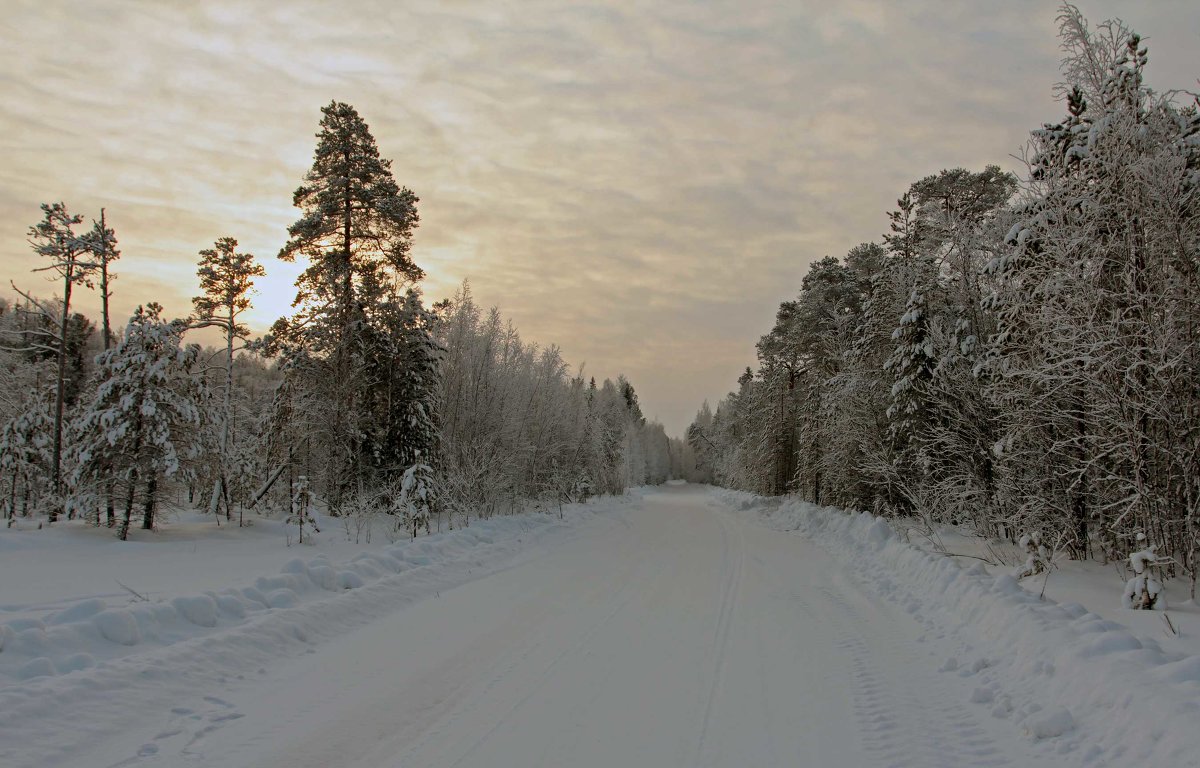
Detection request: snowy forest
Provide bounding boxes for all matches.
[0,102,674,540]
[687,8,1200,590]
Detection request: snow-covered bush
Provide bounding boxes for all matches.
[1014,532,1049,579]
[399,463,435,539]
[287,475,319,545]
[1122,533,1167,610]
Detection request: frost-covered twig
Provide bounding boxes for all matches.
[115,580,150,602]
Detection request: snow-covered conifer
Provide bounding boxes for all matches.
[70,304,201,539]
[25,202,100,512]
[276,101,423,510]
[288,474,319,545]
[192,236,264,522]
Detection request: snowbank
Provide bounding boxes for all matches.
[719,490,1200,768]
[0,505,617,688]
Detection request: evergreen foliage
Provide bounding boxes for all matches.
[274,101,427,512]
[192,237,265,523]
[70,304,201,539]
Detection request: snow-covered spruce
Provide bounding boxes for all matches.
[1123,534,1169,611]
[69,304,201,539]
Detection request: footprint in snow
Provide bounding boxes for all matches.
[112,695,246,765]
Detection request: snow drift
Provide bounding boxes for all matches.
[0,497,625,767]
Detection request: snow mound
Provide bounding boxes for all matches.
[307,564,338,590]
[1025,707,1075,740]
[93,610,140,646]
[265,589,299,609]
[171,596,218,628]
[47,599,107,625]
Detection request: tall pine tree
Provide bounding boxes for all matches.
[26,203,98,515]
[276,101,424,510]
[193,236,264,522]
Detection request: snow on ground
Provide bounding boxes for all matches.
[0,506,555,685]
[916,524,1199,657]
[720,489,1200,768]
[0,494,635,767]
[1,485,1197,768]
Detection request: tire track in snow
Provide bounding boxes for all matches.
[746,556,784,767]
[413,530,668,768]
[694,505,747,765]
[816,581,1012,768]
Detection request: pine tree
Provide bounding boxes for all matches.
[192,236,264,522]
[394,289,443,470]
[399,463,434,538]
[358,287,443,489]
[279,101,422,296]
[84,209,120,351]
[276,101,422,509]
[288,474,319,544]
[0,396,55,522]
[26,202,98,515]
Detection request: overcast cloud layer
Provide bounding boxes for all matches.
[2,1,1197,435]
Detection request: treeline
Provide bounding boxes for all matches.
[688,6,1199,586]
[437,284,672,518]
[1,101,670,539]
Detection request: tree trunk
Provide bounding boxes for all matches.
[121,392,147,539]
[119,470,137,541]
[49,258,76,521]
[225,304,235,520]
[1069,398,1091,559]
[209,302,237,522]
[99,209,113,351]
[96,216,118,521]
[142,473,157,530]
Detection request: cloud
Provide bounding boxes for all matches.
[2,0,1197,436]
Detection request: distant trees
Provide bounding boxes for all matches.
[694,4,1200,592]
[434,285,669,527]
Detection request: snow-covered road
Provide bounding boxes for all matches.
[58,484,1067,768]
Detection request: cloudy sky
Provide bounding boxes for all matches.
[2,1,1197,435]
